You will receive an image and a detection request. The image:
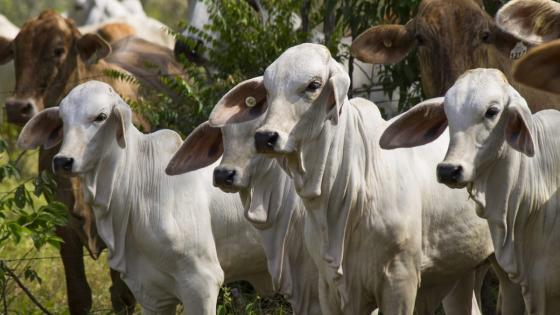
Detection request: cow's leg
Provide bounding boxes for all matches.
[110,269,136,314]
[442,272,480,315]
[177,273,221,315]
[57,225,92,315]
[378,256,418,315]
[142,305,176,315]
[490,255,525,315]
[317,275,343,315]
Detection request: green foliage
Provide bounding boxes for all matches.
[0,139,67,312]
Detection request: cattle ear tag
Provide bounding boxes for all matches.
[510,41,527,60]
[245,96,257,108]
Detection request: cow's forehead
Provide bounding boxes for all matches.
[60,81,117,118]
[264,43,330,90]
[445,69,508,117]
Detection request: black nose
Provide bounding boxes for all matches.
[254,131,279,153]
[213,168,236,186]
[5,99,35,124]
[53,156,74,173]
[437,163,463,184]
[173,37,205,64]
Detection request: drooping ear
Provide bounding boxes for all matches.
[166,121,223,175]
[209,77,267,127]
[496,0,560,44]
[512,39,560,94]
[76,33,111,65]
[380,97,447,149]
[112,100,130,148]
[324,59,350,125]
[505,86,534,157]
[351,23,415,65]
[17,107,63,150]
[0,37,13,65]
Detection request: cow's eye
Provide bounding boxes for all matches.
[485,106,500,119]
[54,47,65,58]
[94,113,108,122]
[481,31,491,43]
[415,34,425,46]
[306,80,321,92]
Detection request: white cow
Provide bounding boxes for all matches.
[177,0,399,116]
[70,0,175,49]
[16,81,272,314]
[204,43,494,314]
[166,115,322,315]
[379,68,560,314]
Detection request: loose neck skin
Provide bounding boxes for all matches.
[283,99,385,282]
[474,116,560,287]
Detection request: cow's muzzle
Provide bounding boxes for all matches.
[53,156,75,177]
[5,98,37,125]
[436,163,466,188]
[254,131,279,153]
[213,167,238,192]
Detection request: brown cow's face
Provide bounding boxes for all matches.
[0,11,111,125]
[352,0,524,98]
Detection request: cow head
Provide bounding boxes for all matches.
[351,0,524,98]
[18,81,130,177]
[380,68,534,188]
[0,11,111,125]
[166,77,268,192]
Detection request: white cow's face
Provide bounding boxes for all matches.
[437,69,515,187]
[255,43,349,156]
[53,81,129,176]
[214,117,263,192]
[379,68,534,189]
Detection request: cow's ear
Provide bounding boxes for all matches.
[17,108,63,150]
[512,39,560,94]
[112,101,130,149]
[379,97,447,149]
[324,59,350,125]
[496,0,560,44]
[166,121,223,175]
[505,86,534,157]
[0,37,13,65]
[351,23,415,65]
[77,33,111,65]
[209,77,267,127]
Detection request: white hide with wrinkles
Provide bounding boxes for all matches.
[411,69,560,314]
[204,43,492,314]
[19,81,271,314]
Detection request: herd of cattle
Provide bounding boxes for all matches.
[4,0,560,314]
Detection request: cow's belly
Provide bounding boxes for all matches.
[419,202,492,283]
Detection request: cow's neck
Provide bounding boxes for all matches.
[476,117,560,289]
[241,156,308,301]
[285,100,383,291]
[81,127,141,274]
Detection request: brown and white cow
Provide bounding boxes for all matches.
[351,0,560,113]
[0,10,183,314]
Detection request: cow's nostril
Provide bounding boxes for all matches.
[255,131,279,152]
[20,103,32,114]
[213,168,236,186]
[53,157,74,173]
[437,164,463,184]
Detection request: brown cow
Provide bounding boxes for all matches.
[350,0,560,113]
[495,0,560,94]
[0,11,183,314]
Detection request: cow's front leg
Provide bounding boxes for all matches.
[110,269,136,314]
[378,254,419,315]
[57,225,92,315]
